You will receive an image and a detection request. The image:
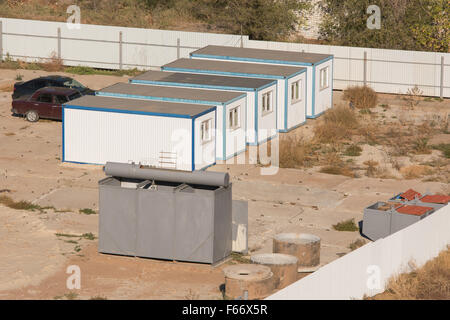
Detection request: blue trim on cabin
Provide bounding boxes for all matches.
[161,66,286,80]
[306,110,326,119]
[278,120,307,133]
[217,148,247,161]
[222,105,226,160]
[96,91,225,107]
[191,106,219,120]
[199,162,216,171]
[254,88,259,145]
[315,55,334,66]
[192,118,195,171]
[97,90,247,111]
[64,104,200,119]
[190,53,313,66]
[284,79,288,131]
[130,79,257,92]
[62,106,65,162]
[331,58,334,110]
[247,133,278,146]
[62,160,104,165]
[190,52,334,67]
[311,65,316,117]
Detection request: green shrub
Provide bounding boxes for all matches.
[333,218,359,232]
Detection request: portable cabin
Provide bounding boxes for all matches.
[96,83,246,161]
[161,59,307,141]
[63,95,216,171]
[129,71,277,147]
[190,45,334,119]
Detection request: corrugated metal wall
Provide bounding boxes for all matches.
[64,108,193,169]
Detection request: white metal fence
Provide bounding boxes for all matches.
[267,204,450,300]
[0,17,448,98]
[0,17,246,70]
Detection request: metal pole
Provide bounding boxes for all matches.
[0,21,3,62]
[177,38,180,59]
[57,27,61,59]
[119,31,123,70]
[440,56,444,99]
[363,51,367,86]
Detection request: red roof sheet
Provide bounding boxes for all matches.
[396,205,433,216]
[399,189,422,201]
[420,195,450,204]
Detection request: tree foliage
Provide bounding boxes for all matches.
[140,0,312,41]
[319,0,449,52]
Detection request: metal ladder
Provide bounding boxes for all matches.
[158,151,177,169]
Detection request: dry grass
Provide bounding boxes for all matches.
[38,52,64,72]
[314,105,359,143]
[279,136,317,168]
[348,239,366,251]
[332,218,359,232]
[343,86,378,110]
[400,165,434,179]
[370,247,450,300]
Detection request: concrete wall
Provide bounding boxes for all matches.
[267,204,450,300]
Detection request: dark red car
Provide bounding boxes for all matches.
[11,87,82,122]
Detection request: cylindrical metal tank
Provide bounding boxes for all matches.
[273,233,321,267]
[223,264,274,300]
[250,253,298,289]
[104,162,229,187]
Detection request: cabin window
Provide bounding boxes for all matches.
[200,119,212,143]
[228,106,240,130]
[262,91,273,115]
[320,66,329,90]
[291,80,302,103]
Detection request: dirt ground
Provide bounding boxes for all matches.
[0,69,449,300]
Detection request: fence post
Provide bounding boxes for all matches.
[57,27,61,60]
[177,38,180,59]
[440,56,444,99]
[363,51,367,86]
[119,31,123,70]
[0,21,3,62]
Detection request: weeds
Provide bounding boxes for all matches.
[432,144,450,159]
[230,252,251,264]
[320,165,354,177]
[348,239,366,251]
[333,218,359,232]
[404,85,423,110]
[15,74,23,81]
[343,144,362,157]
[279,136,316,168]
[79,208,97,215]
[0,195,49,212]
[369,247,450,300]
[314,105,359,143]
[343,86,378,111]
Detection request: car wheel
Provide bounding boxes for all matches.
[25,110,39,122]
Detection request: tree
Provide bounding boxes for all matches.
[319,0,449,52]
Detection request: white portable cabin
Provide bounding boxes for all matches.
[62,95,216,171]
[161,59,307,142]
[129,71,277,148]
[97,83,246,161]
[190,45,333,119]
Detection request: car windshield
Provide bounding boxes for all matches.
[63,79,86,91]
